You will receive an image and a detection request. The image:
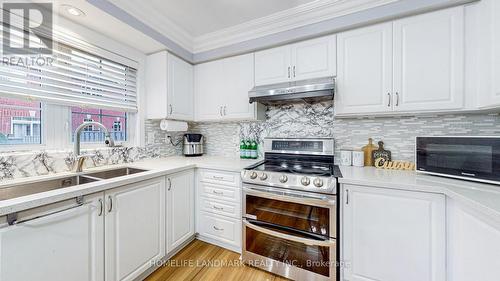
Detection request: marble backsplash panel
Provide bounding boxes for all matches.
[0,146,160,181]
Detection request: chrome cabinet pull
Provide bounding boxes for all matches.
[98,199,103,216]
[219,106,223,116]
[212,176,224,180]
[395,92,399,106]
[213,226,224,231]
[212,190,223,195]
[387,93,391,107]
[223,106,227,115]
[213,205,224,211]
[287,66,291,78]
[167,178,172,191]
[107,196,113,213]
[346,189,349,205]
[293,66,296,77]
[169,104,173,115]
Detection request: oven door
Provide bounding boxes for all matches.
[242,184,336,281]
[416,136,500,184]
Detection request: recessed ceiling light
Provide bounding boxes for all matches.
[61,4,85,17]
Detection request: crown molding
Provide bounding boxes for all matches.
[192,0,399,53]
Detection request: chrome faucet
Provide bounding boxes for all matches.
[73,121,115,172]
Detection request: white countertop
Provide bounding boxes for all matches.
[339,166,500,221]
[0,156,259,216]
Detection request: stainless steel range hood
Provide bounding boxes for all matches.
[249,77,335,104]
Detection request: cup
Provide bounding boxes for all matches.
[340,150,352,166]
[352,151,365,167]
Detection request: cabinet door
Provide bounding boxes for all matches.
[0,194,104,281]
[194,60,224,121]
[342,185,446,281]
[254,45,291,86]
[167,54,194,121]
[447,199,500,281]
[145,51,168,119]
[105,178,165,281]
[393,7,465,112]
[291,35,336,80]
[166,169,195,253]
[336,22,393,115]
[477,0,500,108]
[221,53,257,120]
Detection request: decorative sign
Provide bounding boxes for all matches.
[372,141,391,165]
[374,157,415,170]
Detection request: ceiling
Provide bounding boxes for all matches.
[109,0,316,37]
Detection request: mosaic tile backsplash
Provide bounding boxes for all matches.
[149,100,500,162]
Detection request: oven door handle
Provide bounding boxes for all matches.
[244,219,335,247]
[242,186,336,207]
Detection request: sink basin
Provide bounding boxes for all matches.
[0,175,98,201]
[84,167,148,179]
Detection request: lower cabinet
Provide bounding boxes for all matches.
[447,199,500,281]
[342,184,446,281]
[0,193,104,281]
[166,169,195,253]
[105,177,166,281]
[196,169,242,252]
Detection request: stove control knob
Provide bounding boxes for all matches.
[279,175,288,183]
[260,173,268,180]
[313,178,324,188]
[249,172,258,179]
[301,176,310,186]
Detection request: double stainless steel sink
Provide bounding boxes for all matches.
[0,167,148,201]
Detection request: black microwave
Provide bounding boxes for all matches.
[416,136,500,185]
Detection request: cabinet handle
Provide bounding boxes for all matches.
[169,104,173,115]
[213,205,224,211]
[213,226,224,231]
[167,178,172,191]
[212,190,223,195]
[293,66,296,77]
[387,93,391,107]
[107,196,113,213]
[219,106,223,116]
[346,189,349,205]
[212,176,224,180]
[98,199,103,216]
[395,92,399,106]
[223,106,226,115]
[287,66,291,78]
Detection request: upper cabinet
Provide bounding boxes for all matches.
[145,51,194,121]
[254,35,336,86]
[194,53,265,122]
[477,0,500,109]
[335,7,465,116]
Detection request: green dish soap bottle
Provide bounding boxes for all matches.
[240,140,246,159]
[250,140,258,159]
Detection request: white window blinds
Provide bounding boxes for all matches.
[0,24,138,112]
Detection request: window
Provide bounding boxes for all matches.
[71,107,127,143]
[0,97,42,145]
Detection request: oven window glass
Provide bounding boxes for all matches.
[426,143,493,173]
[245,195,331,237]
[245,227,331,277]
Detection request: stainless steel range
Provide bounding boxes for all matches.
[241,138,340,281]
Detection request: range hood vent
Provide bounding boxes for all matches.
[249,77,335,104]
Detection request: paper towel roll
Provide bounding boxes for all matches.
[159,120,188,132]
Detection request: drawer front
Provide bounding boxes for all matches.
[198,211,241,247]
[201,197,240,218]
[201,182,241,203]
[200,170,240,187]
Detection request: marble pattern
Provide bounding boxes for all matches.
[0,146,160,181]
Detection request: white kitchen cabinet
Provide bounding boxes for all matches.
[146,51,194,121]
[0,194,104,281]
[105,177,165,281]
[194,53,264,122]
[393,7,464,112]
[335,7,465,116]
[447,199,500,281]
[166,169,195,253]
[342,184,446,281]
[336,22,393,114]
[476,0,500,109]
[254,35,336,86]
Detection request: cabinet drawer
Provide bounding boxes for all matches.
[198,211,241,248]
[200,182,240,203]
[200,197,240,219]
[199,170,239,187]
